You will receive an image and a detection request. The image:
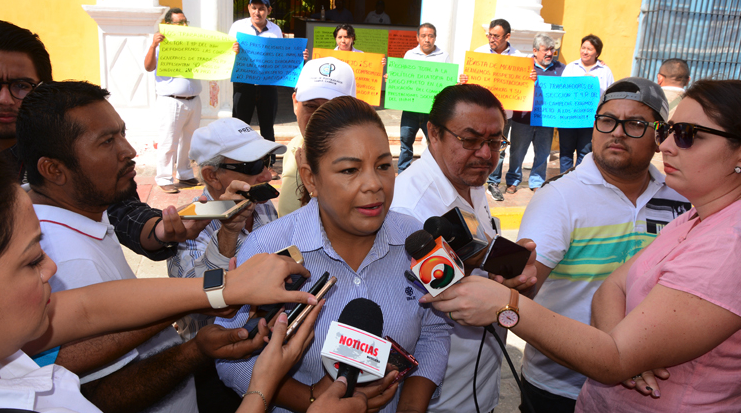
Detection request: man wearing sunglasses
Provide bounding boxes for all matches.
[514,77,691,413]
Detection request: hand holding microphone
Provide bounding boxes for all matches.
[404,229,466,297]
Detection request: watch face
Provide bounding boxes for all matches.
[498,309,519,328]
[203,269,225,290]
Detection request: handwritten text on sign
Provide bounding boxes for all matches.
[157,25,236,80]
[387,30,419,58]
[463,51,535,111]
[385,58,458,113]
[231,34,307,87]
[531,76,601,128]
[312,48,384,106]
[313,26,337,50]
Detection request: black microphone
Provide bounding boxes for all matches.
[336,298,384,397]
[425,208,489,261]
[423,216,454,242]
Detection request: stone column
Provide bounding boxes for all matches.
[420,0,475,68]
[482,0,565,54]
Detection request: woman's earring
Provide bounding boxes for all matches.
[735,166,741,174]
[309,192,314,197]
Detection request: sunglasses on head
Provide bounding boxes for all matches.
[653,121,741,149]
[219,155,271,175]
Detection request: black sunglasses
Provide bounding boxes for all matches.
[219,155,271,175]
[653,121,741,149]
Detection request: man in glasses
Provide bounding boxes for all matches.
[391,84,537,413]
[515,77,691,413]
[144,7,202,194]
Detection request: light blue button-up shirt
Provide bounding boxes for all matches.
[216,198,452,412]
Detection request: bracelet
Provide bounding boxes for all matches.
[309,382,316,403]
[148,217,177,248]
[244,390,268,412]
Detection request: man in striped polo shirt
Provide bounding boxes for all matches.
[516,77,692,413]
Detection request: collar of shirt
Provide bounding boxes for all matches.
[661,85,685,93]
[251,22,269,34]
[419,149,482,209]
[410,45,443,57]
[33,204,112,241]
[576,153,666,189]
[534,60,553,71]
[0,351,54,410]
[573,59,606,71]
[490,42,513,55]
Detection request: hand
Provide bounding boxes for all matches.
[224,253,315,307]
[530,69,537,81]
[156,206,211,242]
[308,376,368,413]
[233,41,240,53]
[381,57,386,66]
[195,322,270,360]
[303,48,310,60]
[490,239,538,298]
[458,74,469,84]
[219,181,257,234]
[355,370,399,413]
[622,368,669,398]
[419,276,509,326]
[152,32,165,47]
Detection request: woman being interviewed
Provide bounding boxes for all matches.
[216,96,452,413]
[423,79,741,412]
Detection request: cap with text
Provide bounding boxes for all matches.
[598,77,670,121]
[295,57,356,102]
[190,118,286,164]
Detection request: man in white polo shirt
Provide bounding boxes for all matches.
[517,78,691,413]
[144,7,201,194]
[396,22,450,173]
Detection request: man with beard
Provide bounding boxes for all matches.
[16,81,225,413]
[514,78,691,413]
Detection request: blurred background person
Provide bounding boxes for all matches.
[657,58,691,119]
[364,0,391,24]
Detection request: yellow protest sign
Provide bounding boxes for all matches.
[157,25,236,80]
[312,48,384,106]
[463,51,535,111]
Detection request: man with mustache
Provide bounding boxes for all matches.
[514,78,691,413]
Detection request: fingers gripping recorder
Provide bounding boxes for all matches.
[404,229,465,296]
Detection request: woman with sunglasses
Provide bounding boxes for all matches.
[216,96,451,413]
[421,79,741,412]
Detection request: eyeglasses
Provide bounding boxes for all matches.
[0,79,38,100]
[486,33,503,40]
[219,155,271,176]
[173,20,189,26]
[653,121,741,149]
[594,114,651,138]
[438,124,509,152]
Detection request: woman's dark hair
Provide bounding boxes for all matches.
[684,79,741,149]
[581,34,603,58]
[299,96,386,202]
[0,21,53,83]
[428,84,506,138]
[333,24,356,46]
[0,160,20,256]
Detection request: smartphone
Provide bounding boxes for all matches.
[276,245,304,266]
[480,236,531,280]
[441,207,489,261]
[285,272,336,339]
[237,182,280,203]
[177,199,251,220]
[385,336,419,386]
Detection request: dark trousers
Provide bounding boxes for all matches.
[233,83,278,165]
[520,376,576,413]
[558,127,592,173]
[487,120,512,186]
[398,111,429,173]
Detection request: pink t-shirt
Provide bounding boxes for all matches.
[577,200,741,412]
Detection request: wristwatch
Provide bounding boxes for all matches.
[203,268,228,309]
[496,289,520,328]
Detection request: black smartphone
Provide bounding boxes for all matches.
[480,236,531,280]
[237,182,280,202]
[441,207,489,261]
[285,274,336,340]
[285,271,330,326]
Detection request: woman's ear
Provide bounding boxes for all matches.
[299,162,317,198]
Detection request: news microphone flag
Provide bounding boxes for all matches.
[404,229,465,297]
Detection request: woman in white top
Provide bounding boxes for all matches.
[333,24,386,65]
[0,167,364,413]
[559,34,615,173]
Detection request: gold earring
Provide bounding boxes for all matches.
[309,192,314,197]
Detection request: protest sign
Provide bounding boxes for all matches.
[354,28,389,56]
[312,48,384,106]
[313,26,337,50]
[531,76,601,128]
[385,58,458,113]
[387,30,418,58]
[156,25,236,80]
[462,51,535,111]
[231,33,307,87]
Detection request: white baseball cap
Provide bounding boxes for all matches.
[189,118,287,164]
[295,57,356,102]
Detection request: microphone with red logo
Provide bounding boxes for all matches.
[320,298,392,397]
[404,229,466,297]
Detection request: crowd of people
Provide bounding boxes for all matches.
[1,4,739,413]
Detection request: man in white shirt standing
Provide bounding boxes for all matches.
[144,7,201,194]
[656,58,690,119]
[364,0,391,24]
[391,83,537,413]
[396,22,450,173]
[229,0,283,179]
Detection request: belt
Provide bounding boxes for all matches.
[165,95,197,100]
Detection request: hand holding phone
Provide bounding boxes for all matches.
[480,236,531,279]
[237,182,280,203]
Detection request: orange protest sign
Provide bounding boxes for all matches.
[387,30,418,58]
[312,48,384,106]
[462,51,535,111]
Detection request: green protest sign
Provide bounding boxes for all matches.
[157,24,236,80]
[385,57,459,113]
[313,26,337,50]
[313,27,388,56]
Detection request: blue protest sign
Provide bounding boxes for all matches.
[231,34,307,87]
[531,76,601,128]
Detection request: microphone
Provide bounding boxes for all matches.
[404,229,465,297]
[428,208,489,261]
[320,298,392,397]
